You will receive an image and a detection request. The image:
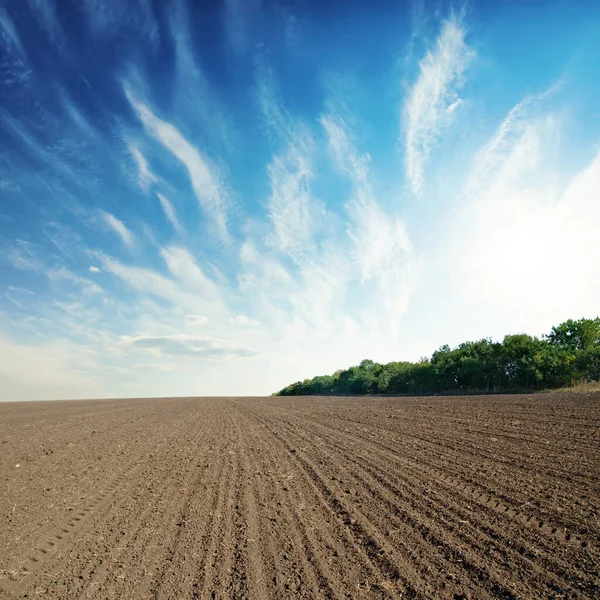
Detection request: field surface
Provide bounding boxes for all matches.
[1,393,599,599]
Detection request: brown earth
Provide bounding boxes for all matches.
[1,393,599,599]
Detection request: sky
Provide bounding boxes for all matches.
[1,0,599,401]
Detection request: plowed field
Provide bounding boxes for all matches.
[1,393,599,599]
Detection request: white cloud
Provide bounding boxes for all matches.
[447,98,462,114]
[186,314,209,326]
[266,131,325,264]
[42,222,79,261]
[6,240,43,271]
[436,104,600,343]
[89,265,100,273]
[160,246,222,301]
[97,253,204,313]
[257,63,293,139]
[128,141,157,191]
[0,335,99,400]
[249,77,357,341]
[321,113,420,332]
[47,267,102,295]
[256,71,327,266]
[120,333,256,359]
[98,210,135,248]
[125,90,230,243]
[230,315,260,326]
[0,8,25,57]
[157,192,184,234]
[466,97,537,198]
[403,14,474,195]
[464,81,562,198]
[94,246,227,323]
[4,287,34,311]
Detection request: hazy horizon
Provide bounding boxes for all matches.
[1,0,599,401]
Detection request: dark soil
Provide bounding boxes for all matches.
[1,393,599,599]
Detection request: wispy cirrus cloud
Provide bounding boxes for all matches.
[465,81,563,198]
[257,63,295,139]
[160,246,222,302]
[95,245,227,321]
[321,112,420,332]
[258,68,328,266]
[4,287,35,311]
[128,141,157,192]
[47,266,103,296]
[0,7,25,58]
[403,14,474,195]
[157,192,184,234]
[125,90,230,243]
[97,253,204,314]
[26,0,65,49]
[266,132,325,264]
[98,210,135,248]
[224,0,261,55]
[6,241,43,272]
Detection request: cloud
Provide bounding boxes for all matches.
[128,141,157,191]
[95,246,227,321]
[157,192,184,234]
[437,102,600,343]
[47,267,103,295]
[4,287,35,310]
[447,98,462,114]
[26,0,65,47]
[89,265,100,273]
[0,8,25,57]
[166,0,236,153]
[256,60,302,141]
[266,131,325,264]
[186,314,209,326]
[464,82,563,198]
[125,90,230,243]
[403,14,474,194]
[42,222,79,261]
[247,72,359,341]
[6,241,43,271]
[321,113,420,330]
[97,253,204,313]
[98,211,135,248]
[256,65,330,267]
[160,246,222,301]
[120,333,256,359]
[224,0,261,55]
[0,335,99,399]
[230,315,260,326]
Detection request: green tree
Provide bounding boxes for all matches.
[501,334,545,388]
[548,318,600,351]
[275,316,600,396]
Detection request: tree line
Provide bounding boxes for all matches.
[275,318,600,396]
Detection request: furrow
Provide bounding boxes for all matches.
[281,412,598,598]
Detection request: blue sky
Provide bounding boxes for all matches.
[1,0,599,400]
